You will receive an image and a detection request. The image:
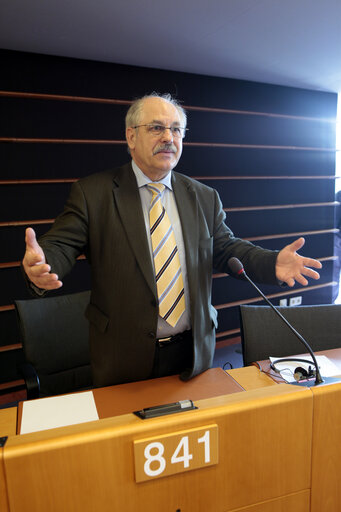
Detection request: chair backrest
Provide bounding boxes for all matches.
[15,290,92,397]
[240,304,341,366]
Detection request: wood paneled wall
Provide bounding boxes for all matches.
[0,49,337,392]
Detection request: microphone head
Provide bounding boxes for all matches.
[228,257,244,275]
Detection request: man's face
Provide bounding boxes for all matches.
[126,97,184,181]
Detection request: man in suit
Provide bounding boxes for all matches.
[22,93,322,387]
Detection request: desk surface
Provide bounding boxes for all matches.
[4,349,341,438]
[92,366,243,419]
[14,367,243,435]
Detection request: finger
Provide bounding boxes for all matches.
[294,274,309,286]
[29,263,51,277]
[24,227,46,270]
[37,278,63,290]
[25,227,40,251]
[301,257,322,270]
[288,237,305,253]
[285,277,296,287]
[301,267,321,280]
[32,272,63,290]
[43,281,63,290]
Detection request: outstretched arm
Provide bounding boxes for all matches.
[22,227,63,291]
[275,237,322,287]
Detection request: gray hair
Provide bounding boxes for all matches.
[125,92,187,130]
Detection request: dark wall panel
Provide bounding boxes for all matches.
[0,183,73,221]
[187,111,335,148]
[0,98,128,139]
[204,179,335,207]
[0,310,20,347]
[226,206,335,238]
[0,48,337,388]
[180,147,335,177]
[0,143,128,180]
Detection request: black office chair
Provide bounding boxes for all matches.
[239,304,341,366]
[15,290,92,399]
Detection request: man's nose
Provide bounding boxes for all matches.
[161,127,174,142]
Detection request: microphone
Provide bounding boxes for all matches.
[228,257,324,386]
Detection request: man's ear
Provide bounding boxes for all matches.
[126,127,136,151]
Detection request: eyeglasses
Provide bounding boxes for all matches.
[133,124,188,139]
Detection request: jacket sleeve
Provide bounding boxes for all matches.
[38,180,89,280]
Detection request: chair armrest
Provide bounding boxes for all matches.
[19,363,40,399]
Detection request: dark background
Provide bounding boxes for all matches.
[0,49,337,388]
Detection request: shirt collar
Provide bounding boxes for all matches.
[131,160,173,190]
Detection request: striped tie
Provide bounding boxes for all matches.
[147,183,185,327]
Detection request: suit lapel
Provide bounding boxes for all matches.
[172,173,199,315]
[112,164,156,297]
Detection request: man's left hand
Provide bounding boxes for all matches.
[276,237,322,287]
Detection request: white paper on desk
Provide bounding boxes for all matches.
[269,355,341,384]
[20,391,99,434]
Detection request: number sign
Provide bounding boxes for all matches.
[134,424,218,482]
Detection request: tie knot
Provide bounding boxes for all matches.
[147,182,165,198]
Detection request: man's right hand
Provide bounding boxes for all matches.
[23,228,63,290]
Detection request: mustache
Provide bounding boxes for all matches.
[153,143,177,155]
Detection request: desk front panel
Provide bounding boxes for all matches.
[4,385,312,512]
[311,381,341,512]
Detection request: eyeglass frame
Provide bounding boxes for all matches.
[132,123,189,139]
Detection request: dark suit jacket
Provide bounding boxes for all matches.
[39,163,278,387]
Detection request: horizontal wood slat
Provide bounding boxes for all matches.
[0,179,76,185]
[0,137,125,145]
[0,219,54,227]
[0,176,337,186]
[0,90,133,105]
[226,202,337,212]
[247,229,338,241]
[0,378,25,391]
[216,329,240,339]
[0,254,86,269]
[0,305,15,312]
[0,90,336,122]
[0,344,22,353]
[193,175,337,180]
[185,142,336,151]
[0,137,336,151]
[215,336,241,348]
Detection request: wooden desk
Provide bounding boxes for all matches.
[0,407,17,512]
[309,349,341,512]
[254,348,341,512]
[1,368,312,512]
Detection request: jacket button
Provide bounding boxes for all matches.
[149,331,156,338]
